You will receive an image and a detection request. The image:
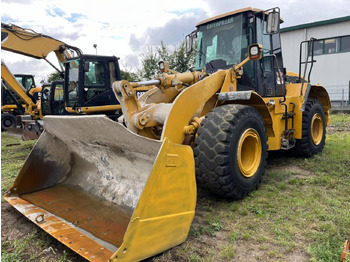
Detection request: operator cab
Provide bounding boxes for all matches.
[1,74,37,107]
[191,7,285,97]
[41,81,66,115]
[63,55,122,112]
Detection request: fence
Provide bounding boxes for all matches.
[325,83,350,108]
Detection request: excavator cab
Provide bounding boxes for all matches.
[2,74,36,107]
[15,74,36,91]
[63,55,122,119]
[41,81,66,115]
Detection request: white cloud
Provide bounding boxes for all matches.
[2,0,350,78]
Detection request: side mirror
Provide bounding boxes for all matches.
[185,30,198,53]
[266,8,280,34]
[185,35,192,53]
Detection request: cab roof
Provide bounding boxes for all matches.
[196,7,283,27]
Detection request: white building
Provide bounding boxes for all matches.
[280,16,350,105]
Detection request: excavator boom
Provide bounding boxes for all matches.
[1,22,81,65]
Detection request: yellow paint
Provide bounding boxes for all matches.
[1,61,41,119]
[2,23,71,63]
[161,70,227,143]
[311,113,323,145]
[237,128,262,177]
[110,138,196,261]
[65,104,121,114]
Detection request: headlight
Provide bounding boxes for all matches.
[248,44,262,60]
[158,61,165,72]
[250,46,259,56]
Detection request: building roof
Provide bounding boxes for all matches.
[281,15,350,33]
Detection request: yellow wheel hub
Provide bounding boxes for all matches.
[311,113,323,145]
[237,128,262,178]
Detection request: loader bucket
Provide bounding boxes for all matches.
[4,115,196,261]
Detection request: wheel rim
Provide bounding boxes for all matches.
[311,113,323,145]
[237,128,262,178]
[3,118,14,128]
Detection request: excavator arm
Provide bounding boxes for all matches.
[1,22,82,73]
[1,61,40,117]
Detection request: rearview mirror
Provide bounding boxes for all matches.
[266,8,280,34]
[185,30,198,53]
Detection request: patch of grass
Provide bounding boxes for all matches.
[229,230,240,243]
[1,114,349,262]
[329,113,350,127]
[1,231,37,261]
[1,133,36,197]
[219,245,235,260]
[188,253,201,262]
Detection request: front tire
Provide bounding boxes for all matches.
[293,99,326,157]
[1,113,16,132]
[194,105,268,199]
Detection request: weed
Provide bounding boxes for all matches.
[219,245,235,260]
[229,230,240,243]
[188,253,201,262]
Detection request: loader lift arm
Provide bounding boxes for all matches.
[3,7,331,262]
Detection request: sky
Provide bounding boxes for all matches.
[2,0,350,84]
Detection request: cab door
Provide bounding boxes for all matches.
[49,81,66,115]
[81,56,120,107]
[256,18,285,97]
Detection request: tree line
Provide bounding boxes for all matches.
[44,40,197,83]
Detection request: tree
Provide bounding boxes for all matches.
[136,40,197,80]
[121,70,138,82]
[46,71,63,83]
[137,46,160,80]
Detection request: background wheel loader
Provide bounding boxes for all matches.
[4,7,331,262]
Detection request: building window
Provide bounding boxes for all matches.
[311,35,350,55]
[341,36,350,52]
[324,38,337,54]
[313,40,324,55]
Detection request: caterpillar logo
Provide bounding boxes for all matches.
[136,91,147,98]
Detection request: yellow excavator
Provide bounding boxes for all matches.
[1,62,44,138]
[1,73,38,131]
[4,7,331,261]
[1,62,66,139]
[1,23,150,138]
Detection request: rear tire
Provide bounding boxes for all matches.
[1,113,16,132]
[293,99,326,157]
[194,105,268,199]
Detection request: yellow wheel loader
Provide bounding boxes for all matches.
[4,7,331,261]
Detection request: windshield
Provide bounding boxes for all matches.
[195,13,251,71]
[15,76,33,91]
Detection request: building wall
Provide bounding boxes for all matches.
[281,20,350,103]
